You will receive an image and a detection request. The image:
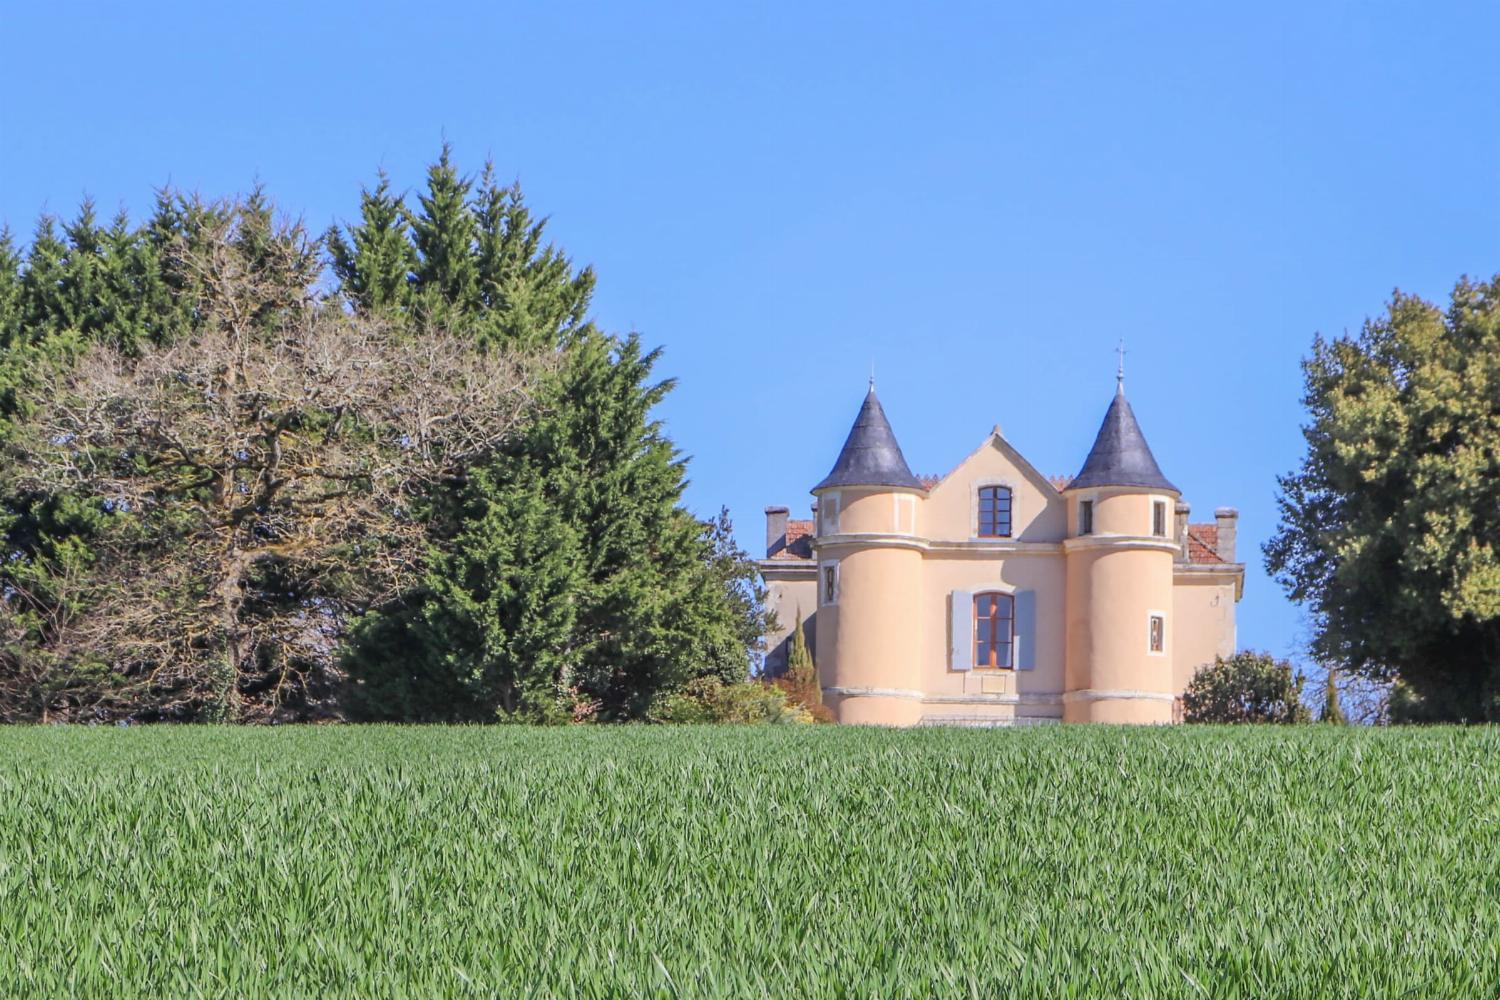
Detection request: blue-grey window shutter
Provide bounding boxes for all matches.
[1014,589,1036,670]
[950,590,973,671]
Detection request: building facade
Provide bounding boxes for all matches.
[760,380,1243,726]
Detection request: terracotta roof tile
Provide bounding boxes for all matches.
[770,519,815,560]
[1048,474,1073,492]
[1186,524,1223,564]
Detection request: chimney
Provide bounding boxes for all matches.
[765,505,789,557]
[1214,507,1239,562]
[1174,501,1191,563]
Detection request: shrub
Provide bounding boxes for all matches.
[652,677,811,724]
[770,612,835,722]
[1183,651,1312,724]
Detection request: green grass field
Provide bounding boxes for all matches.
[1,725,1496,998]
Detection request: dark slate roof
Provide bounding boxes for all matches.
[814,387,924,492]
[1069,385,1178,492]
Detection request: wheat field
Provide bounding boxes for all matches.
[1,725,1496,997]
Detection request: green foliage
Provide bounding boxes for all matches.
[338,152,765,722]
[1182,651,1312,724]
[1,725,1496,996]
[786,611,816,697]
[4,151,767,723]
[325,171,415,312]
[652,676,807,724]
[1267,277,1500,720]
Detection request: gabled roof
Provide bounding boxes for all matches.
[1069,384,1178,492]
[925,428,1064,500]
[814,386,923,492]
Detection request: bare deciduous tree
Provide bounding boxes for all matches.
[1,205,545,721]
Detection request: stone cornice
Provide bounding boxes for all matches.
[813,533,1064,556]
[1061,534,1179,554]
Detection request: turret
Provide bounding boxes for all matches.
[1062,379,1179,723]
[812,383,926,725]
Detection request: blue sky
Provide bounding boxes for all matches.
[3,2,1498,666]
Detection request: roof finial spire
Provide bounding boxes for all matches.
[869,361,876,392]
[1116,339,1126,393]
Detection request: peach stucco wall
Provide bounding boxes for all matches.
[921,438,1066,543]
[1172,577,1238,692]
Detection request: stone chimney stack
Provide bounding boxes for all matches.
[1214,507,1239,562]
[1174,501,1191,563]
[765,505,789,557]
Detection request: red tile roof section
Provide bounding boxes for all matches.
[1186,524,1224,564]
[770,519,815,560]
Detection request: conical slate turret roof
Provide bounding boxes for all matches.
[1070,384,1178,492]
[814,386,923,492]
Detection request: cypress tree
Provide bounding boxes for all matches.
[786,610,818,705]
[1320,668,1347,724]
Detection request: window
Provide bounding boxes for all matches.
[1149,614,1165,653]
[974,593,1014,669]
[821,563,838,606]
[978,486,1013,537]
[1152,500,1167,538]
[1078,499,1094,535]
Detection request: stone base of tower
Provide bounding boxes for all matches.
[825,690,924,727]
[1062,692,1175,725]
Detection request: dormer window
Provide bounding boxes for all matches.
[978,486,1012,538]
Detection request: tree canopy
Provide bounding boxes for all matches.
[0,151,767,723]
[1266,277,1500,721]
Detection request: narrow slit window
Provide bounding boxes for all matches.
[974,593,1015,669]
[1149,614,1165,653]
[822,565,837,606]
[1079,500,1094,536]
[978,486,1012,538]
[1152,500,1167,537]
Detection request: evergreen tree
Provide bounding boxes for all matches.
[471,162,594,348]
[326,171,416,313]
[786,610,818,704]
[407,144,479,313]
[0,227,23,346]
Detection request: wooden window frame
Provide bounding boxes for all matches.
[1152,500,1167,538]
[973,593,1015,670]
[977,485,1013,538]
[1148,613,1166,654]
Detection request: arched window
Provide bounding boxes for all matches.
[974,593,1014,669]
[978,486,1012,538]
